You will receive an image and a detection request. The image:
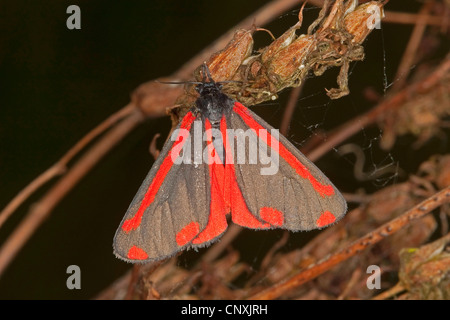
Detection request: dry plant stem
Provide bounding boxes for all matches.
[337,267,362,300]
[95,269,133,300]
[125,261,163,300]
[249,185,450,300]
[199,224,243,264]
[125,264,143,300]
[259,231,290,271]
[280,84,304,136]
[174,0,323,79]
[371,282,405,300]
[149,133,161,160]
[392,0,433,91]
[384,11,447,27]
[0,104,135,230]
[306,56,450,162]
[0,110,144,278]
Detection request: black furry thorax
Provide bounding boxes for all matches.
[195,81,234,125]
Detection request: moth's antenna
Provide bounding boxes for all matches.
[156,63,243,88]
[201,62,215,83]
[154,80,203,85]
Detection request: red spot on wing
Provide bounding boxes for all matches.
[122,112,197,233]
[127,245,149,260]
[233,103,334,198]
[176,222,200,246]
[260,207,284,226]
[316,211,336,227]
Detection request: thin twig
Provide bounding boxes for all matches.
[280,84,305,136]
[0,110,144,278]
[199,224,243,264]
[392,0,434,91]
[384,11,447,27]
[337,267,362,300]
[0,104,135,229]
[371,282,405,300]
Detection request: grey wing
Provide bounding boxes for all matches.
[228,103,347,231]
[113,112,216,263]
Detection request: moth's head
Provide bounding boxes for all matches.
[194,63,235,121]
[195,63,223,97]
[195,81,223,97]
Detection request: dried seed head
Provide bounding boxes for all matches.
[267,34,316,87]
[195,29,254,82]
[344,2,385,44]
[261,2,307,64]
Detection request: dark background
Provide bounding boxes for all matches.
[0,1,441,299]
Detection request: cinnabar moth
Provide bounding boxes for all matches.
[113,64,347,263]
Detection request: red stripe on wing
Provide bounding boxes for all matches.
[191,118,229,244]
[233,103,334,198]
[220,116,283,229]
[122,111,197,233]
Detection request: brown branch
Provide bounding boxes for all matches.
[198,224,244,264]
[280,84,304,136]
[249,185,450,300]
[392,0,434,91]
[371,282,405,300]
[0,110,144,277]
[0,104,135,230]
[384,11,448,27]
